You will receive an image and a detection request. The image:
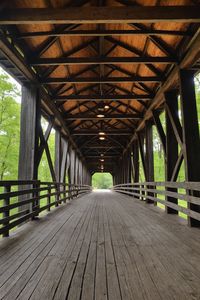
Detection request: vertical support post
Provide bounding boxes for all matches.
[69,148,75,185]
[55,130,62,183]
[63,184,67,203]
[113,173,115,186]
[132,141,139,198]
[126,149,132,184]
[68,167,72,200]
[60,139,68,184]
[132,141,139,183]
[138,132,147,180]
[69,147,75,199]
[179,69,200,227]
[3,184,11,237]
[18,83,41,212]
[124,154,127,185]
[79,161,83,186]
[145,121,154,182]
[73,152,77,198]
[55,131,62,207]
[165,91,179,214]
[118,162,121,184]
[47,184,51,211]
[68,183,72,201]
[120,157,124,184]
[145,122,154,204]
[138,132,146,201]
[74,155,79,185]
[32,181,40,219]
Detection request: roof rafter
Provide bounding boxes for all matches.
[130,23,176,57]
[42,38,98,78]
[105,36,163,77]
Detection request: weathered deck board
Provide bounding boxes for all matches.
[0,191,200,300]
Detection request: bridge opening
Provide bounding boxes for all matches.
[92,172,113,190]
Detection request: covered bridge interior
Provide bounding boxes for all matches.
[0,1,200,299]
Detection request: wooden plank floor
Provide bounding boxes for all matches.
[0,191,200,300]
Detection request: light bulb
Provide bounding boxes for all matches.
[99,136,105,140]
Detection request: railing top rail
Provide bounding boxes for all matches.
[113,181,200,191]
[40,182,91,187]
[0,180,92,188]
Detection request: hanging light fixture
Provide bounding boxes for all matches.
[99,136,105,140]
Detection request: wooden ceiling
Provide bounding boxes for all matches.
[0,0,200,173]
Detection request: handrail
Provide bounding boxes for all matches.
[113,181,200,223]
[0,180,92,237]
[114,181,200,190]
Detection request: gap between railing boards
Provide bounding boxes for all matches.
[0,180,92,238]
[112,181,200,224]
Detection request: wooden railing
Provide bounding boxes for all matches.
[113,182,200,222]
[0,180,92,237]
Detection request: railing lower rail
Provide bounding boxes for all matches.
[0,181,92,237]
[113,182,200,224]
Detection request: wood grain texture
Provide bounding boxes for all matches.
[1,191,200,299]
[0,7,200,24]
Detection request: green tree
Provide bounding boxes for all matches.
[92,172,113,189]
[0,73,20,180]
[0,70,56,183]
